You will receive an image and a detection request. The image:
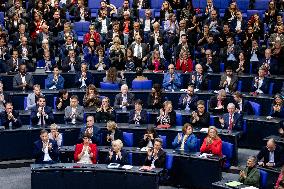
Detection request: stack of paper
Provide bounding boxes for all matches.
[225,181,242,187]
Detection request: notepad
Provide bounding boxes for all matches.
[225,181,242,187]
[200,128,208,132]
[242,186,259,189]
[122,165,133,170]
[107,163,120,169]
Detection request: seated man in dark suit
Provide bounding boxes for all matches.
[258,48,278,75]
[189,64,208,90]
[201,49,219,73]
[78,115,101,145]
[12,64,34,91]
[219,66,238,93]
[30,96,54,127]
[129,99,147,125]
[114,84,135,110]
[5,49,23,73]
[61,49,81,73]
[257,138,284,167]
[190,100,210,128]
[75,63,94,89]
[251,67,269,94]
[0,102,22,129]
[178,85,198,111]
[209,89,230,114]
[33,129,59,164]
[233,91,253,115]
[144,138,166,168]
[219,103,243,131]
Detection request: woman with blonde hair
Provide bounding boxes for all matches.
[200,126,222,156]
[109,36,125,70]
[95,97,115,123]
[48,123,63,147]
[146,49,166,71]
[106,139,128,165]
[105,121,123,145]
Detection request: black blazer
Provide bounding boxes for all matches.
[251,77,269,94]
[156,110,176,126]
[0,110,22,129]
[138,133,158,148]
[190,111,211,128]
[105,129,123,146]
[105,149,128,165]
[178,94,198,110]
[114,92,135,109]
[189,72,208,90]
[30,106,54,127]
[257,145,284,167]
[209,96,231,114]
[128,109,148,124]
[144,149,166,168]
[33,139,59,163]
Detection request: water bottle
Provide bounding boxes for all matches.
[9,122,12,130]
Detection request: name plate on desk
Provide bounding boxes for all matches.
[107,163,120,169]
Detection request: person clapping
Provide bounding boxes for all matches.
[106,139,128,165]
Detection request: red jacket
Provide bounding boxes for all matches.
[200,137,222,157]
[74,143,98,164]
[176,58,193,73]
[83,32,100,46]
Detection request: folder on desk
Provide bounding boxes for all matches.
[107,163,120,169]
[225,181,242,187]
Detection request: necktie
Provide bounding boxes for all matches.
[40,113,44,127]
[229,114,233,130]
[137,45,142,59]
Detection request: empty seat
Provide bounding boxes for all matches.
[132,80,152,90]
[100,82,120,90]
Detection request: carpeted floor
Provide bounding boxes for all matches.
[0,148,258,189]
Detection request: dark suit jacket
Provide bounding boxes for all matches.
[74,71,94,88]
[257,145,284,167]
[114,92,135,109]
[231,19,246,33]
[79,125,101,145]
[94,17,111,34]
[72,7,91,22]
[5,58,23,73]
[221,112,243,131]
[257,57,278,75]
[153,43,171,62]
[144,148,166,168]
[200,57,220,73]
[105,149,128,165]
[178,94,198,110]
[130,42,149,60]
[57,30,78,45]
[105,129,123,146]
[61,57,81,72]
[128,109,148,124]
[0,110,22,129]
[219,74,238,93]
[209,96,230,114]
[234,99,254,115]
[30,106,54,126]
[156,110,176,126]
[251,77,269,94]
[33,139,59,163]
[95,108,116,123]
[189,72,208,90]
[36,32,54,48]
[12,73,34,90]
[190,111,211,128]
[12,32,30,46]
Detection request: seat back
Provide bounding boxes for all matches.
[128,152,133,165]
[209,115,214,125]
[123,132,134,147]
[44,79,48,89]
[132,80,152,90]
[165,154,174,170]
[248,101,261,116]
[159,135,167,149]
[176,112,182,126]
[222,141,234,168]
[196,138,201,151]
[220,62,225,72]
[24,97,28,110]
[53,97,57,110]
[100,82,119,90]
[260,169,268,189]
[237,80,242,92]
[269,82,274,95]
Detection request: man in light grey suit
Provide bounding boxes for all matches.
[114,84,135,110]
[13,64,34,91]
[64,95,84,125]
[26,84,43,110]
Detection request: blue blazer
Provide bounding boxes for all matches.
[221,112,243,131]
[79,125,101,145]
[30,106,54,126]
[46,74,65,89]
[33,139,59,163]
[36,59,56,69]
[91,56,110,70]
[162,72,182,90]
[172,133,198,152]
[128,109,148,124]
[270,105,284,118]
[74,71,94,88]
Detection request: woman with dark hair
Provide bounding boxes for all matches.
[124,47,139,71]
[55,89,69,111]
[270,94,284,118]
[160,0,174,22]
[264,0,278,30]
[156,101,176,127]
[83,38,97,69]
[181,1,195,21]
[83,84,101,110]
[139,127,158,148]
[224,2,238,23]
[247,13,264,39]
[236,51,250,74]
[134,67,148,81]
[147,83,164,110]
[172,123,198,152]
[103,67,126,85]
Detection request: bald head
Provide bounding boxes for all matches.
[195,64,203,74]
[266,138,276,151]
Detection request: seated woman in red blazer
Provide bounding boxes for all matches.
[200,126,222,156]
[74,133,98,164]
[176,50,193,73]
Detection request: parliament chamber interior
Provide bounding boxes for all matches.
[1,0,284,188]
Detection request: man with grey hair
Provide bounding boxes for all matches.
[219,102,243,131]
[114,84,135,110]
[239,156,260,187]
